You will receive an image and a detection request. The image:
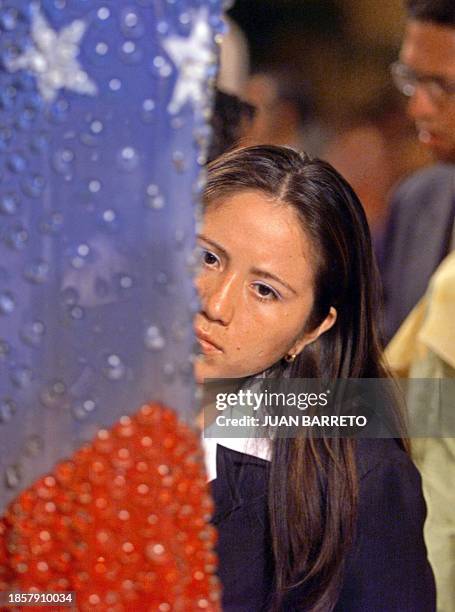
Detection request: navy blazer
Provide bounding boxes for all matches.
[210,439,436,611]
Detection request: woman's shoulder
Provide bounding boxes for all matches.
[355,438,413,480]
[354,438,426,529]
[341,438,436,611]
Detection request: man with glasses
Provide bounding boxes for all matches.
[382,0,455,343]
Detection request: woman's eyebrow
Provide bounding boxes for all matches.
[250,267,297,295]
[197,234,229,258]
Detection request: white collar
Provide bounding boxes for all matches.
[202,437,271,482]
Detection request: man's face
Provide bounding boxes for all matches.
[400,20,455,162]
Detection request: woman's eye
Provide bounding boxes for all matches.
[202,249,219,267]
[253,283,279,301]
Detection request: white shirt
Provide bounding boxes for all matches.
[202,436,271,482]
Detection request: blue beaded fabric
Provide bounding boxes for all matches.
[0,0,224,511]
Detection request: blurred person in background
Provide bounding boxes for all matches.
[385,248,455,612]
[381,0,455,343]
[241,67,329,157]
[208,89,255,163]
[218,15,250,97]
[382,2,455,610]
[207,14,255,163]
[325,85,431,257]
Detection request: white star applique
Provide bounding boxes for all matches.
[162,9,216,114]
[6,6,97,103]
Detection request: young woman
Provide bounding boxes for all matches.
[194,145,435,611]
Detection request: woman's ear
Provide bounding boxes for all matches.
[289,307,337,358]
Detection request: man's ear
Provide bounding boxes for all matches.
[289,307,337,358]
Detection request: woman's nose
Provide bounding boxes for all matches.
[196,272,238,325]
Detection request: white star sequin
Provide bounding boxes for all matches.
[6,7,97,103]
[162,9,216,114]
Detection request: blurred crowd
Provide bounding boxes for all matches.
[216,14,432,260]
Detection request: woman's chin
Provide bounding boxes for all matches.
[195,354,274,383]
[194,356,218,384]
[194,355,240,383]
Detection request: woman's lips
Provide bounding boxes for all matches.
[195,330,223,354]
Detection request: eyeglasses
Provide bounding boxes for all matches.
[390,61,455,103]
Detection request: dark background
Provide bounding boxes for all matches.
[227,0,406,122]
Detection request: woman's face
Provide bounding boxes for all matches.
[194,190,335,382]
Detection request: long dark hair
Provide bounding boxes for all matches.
[203,145,406,611]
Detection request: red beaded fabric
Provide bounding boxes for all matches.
[0,404,221,611]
